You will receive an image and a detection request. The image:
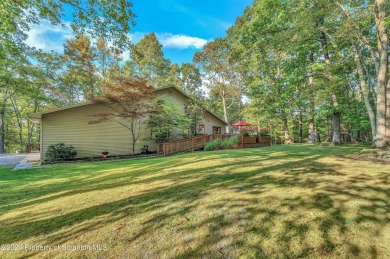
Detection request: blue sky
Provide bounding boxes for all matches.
[26,0,252,64]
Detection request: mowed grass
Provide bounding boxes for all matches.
[0,144,389,258]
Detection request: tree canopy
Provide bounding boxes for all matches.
[0,0,389,153]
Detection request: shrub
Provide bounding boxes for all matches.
[259,131,269,136]
[243,131,250,137]
[204,138,223,151]
[205,136,238,151]
[45,143,77,162]
[221,136,239,149]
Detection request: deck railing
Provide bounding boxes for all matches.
[157,135,211,156]
[157,134,271,156]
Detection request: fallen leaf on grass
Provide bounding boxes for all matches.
[178,217,188,222]
[113,222,126,231]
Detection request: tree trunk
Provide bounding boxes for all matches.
[11,97,24,151]
[283,117,292,144]
[130,120,136,155]
[27,122,35,146]
[88,69,94,98]
[386,78,390,144]
[0,106,4,154]
[320,30,341,145]
[332,111,341,145]
[221,88,230,133]
[298,107,303,143]
[0,88,14,153]
[18,124,23,151]
[308,52,315,142]
[353,44,376,141]
[374,0,388,148]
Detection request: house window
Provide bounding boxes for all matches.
[198,124,205,133]
[213,126,221,134]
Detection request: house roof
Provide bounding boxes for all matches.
[157,86,228,125]
[28,86,229,125]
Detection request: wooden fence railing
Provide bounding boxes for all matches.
[157,134,271,156]
[157,135,212,156]
[210,134,271,148]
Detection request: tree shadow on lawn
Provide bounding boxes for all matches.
[0,150,321,214]
[0,153,323,227]
[0,144,388,257]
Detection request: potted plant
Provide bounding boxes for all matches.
[242,131,250,137]
[102,151,109,158]
[242,131,257,144]
[258,130,271,145]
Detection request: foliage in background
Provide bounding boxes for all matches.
[0,0,135,153]
[226,0,389,147]
[125,33,171,87]
[45,143,77,162]
[147,98,192,143]
[1,0,389,152]
[194,38,245,131]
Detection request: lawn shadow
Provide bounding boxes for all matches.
[0,144,388,258]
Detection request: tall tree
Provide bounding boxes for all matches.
[180,63,203,98]
[147,98,191,143]
[165,64,182,87]
[194,38,243,132]
[335,0,389,147]
[64,35,98,98]
[374,0,389,148]
[129,33,171,86]
[89,78,158,155]
[1,0,135,51]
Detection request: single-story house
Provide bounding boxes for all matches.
[29,86,228,160]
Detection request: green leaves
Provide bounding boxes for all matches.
[147,98,192,143]
[129,33,171,87]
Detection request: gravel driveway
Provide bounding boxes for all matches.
[0,154,28,166]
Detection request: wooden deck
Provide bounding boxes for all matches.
[157,134,271,156]
[157,135,212,156]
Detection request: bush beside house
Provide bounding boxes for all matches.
[45,143,77,162]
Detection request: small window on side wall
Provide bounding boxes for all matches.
[213,126,221,134]
[198,124,205,133]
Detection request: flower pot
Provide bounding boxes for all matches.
[243,136,257,144]
[102,152,109,158]
[259,136,271,145]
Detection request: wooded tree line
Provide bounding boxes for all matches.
[216,0,389,147]
[0,0,389,153]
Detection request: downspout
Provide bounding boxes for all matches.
[40,116,43,162]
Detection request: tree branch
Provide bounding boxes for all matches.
[335,1,379,73]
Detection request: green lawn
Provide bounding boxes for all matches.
[0,144,389,258]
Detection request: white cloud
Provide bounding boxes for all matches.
[129,31,146,44]
[130,32,208,50]
[157,33,208,49]
[24,21,208,55]
[25,20,73,52]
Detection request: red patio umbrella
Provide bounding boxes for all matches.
[232,121,253,127]
[232,121,253,133]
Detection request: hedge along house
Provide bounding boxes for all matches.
[28,86,228,161]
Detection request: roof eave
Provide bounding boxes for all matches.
[157,86,229,126]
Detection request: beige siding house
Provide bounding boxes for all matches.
[29,86,228,160]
